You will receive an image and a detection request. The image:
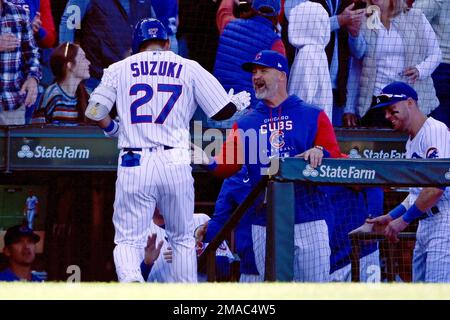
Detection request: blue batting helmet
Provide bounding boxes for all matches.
[132,18,168,54]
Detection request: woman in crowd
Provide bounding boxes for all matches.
[33,42,91,125]
[353,0,441,127]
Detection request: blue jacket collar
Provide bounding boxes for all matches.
[254,95,303,114]
[251,15,276,29]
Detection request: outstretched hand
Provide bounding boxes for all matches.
[366,214,409,242]
[228,88,251,111]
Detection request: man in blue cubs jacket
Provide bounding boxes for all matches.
[198,166,262,282]
[196,50,342,281]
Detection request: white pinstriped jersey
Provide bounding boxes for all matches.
[406,117,450,208]
[101,50,230,149]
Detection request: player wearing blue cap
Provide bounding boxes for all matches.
[0,225,43,282]
[85,18,251,283]
[368,81,450,282]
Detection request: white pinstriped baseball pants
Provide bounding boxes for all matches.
[252,220,330,282]
[413,204,450,283]
[113,148,197,283]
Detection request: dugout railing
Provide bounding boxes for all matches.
[198,158,450,282]
[349,231,416,282]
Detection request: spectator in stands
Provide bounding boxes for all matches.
[152,0,178,54]
[285,0,366,127]
[350,0,442,127]
[287,1,333,120]
[342,56,363,127]
[32,42,91,125]
[196,166,263,282]
[213,0,286,110]
[10,0,56,49]
[367,81,450,283]
[59,0,153,91]
[9,0,58,124]
[0,224,44,282]
[413,0,449,127]
[209,0,285,128]
[0,0,41,126]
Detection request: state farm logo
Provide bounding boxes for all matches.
[302,164,376,180]
[17,145,34,158]
[302,164,319,177]
[445,169,450,180]
[362,149,406,159]
[348,148,362,159]
[17,145,90,159]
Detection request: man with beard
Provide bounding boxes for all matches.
[0,224,43,282]
[195,50,341,281]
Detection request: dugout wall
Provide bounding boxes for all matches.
[0,125,416,281]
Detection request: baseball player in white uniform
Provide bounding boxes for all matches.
[24,190,39,230]
[367,81,450,282]
[84,18,250,283]
[141,210,234,282]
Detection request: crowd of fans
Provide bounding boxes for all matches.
[0,0,447,128]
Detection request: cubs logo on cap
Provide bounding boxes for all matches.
[242,50,289,75]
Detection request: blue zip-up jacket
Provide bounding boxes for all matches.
[204,166,259,275]
[214,16,281,106]
[211,95,342,225]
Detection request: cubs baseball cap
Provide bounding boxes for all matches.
[252,0,281,16]
[4,224,40,246]
[372,81,418,109]
[242,50,289,74]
